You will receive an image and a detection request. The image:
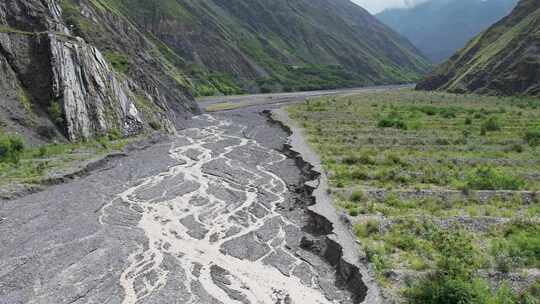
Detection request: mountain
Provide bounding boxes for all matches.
[0,0,199,143]
[416,0,540,96]
[377,0,518,63]
[94,0,430,95]
[0,0,430,143]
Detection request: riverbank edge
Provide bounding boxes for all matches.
[271,108,385,304]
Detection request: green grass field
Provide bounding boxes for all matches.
[0,134,135,187]
[288,90,540,303]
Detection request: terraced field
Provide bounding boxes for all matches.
[287,90,540,303]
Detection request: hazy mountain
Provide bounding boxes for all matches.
[377,0,518,63]
[417,0,540,96]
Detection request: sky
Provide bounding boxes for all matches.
[351,0,428,14]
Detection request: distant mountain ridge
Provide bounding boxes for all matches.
[417,0,540,96]
[98,0,430,95]
[377,0,518,63]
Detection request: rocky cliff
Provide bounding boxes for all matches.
[416,0,540,96]
[92,0,430,95]
[0,0,199,142]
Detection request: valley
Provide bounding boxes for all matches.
[1,0,539,303]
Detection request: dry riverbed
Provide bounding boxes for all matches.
[0,88,390,303]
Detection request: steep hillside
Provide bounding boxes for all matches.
[0,0,199,143]
[416,0,540,96]
[377,0,518,63]
[95,0,430,94]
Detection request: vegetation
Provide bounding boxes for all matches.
[0,133,136,186]
[288,90,540,301]
[85,0,429,95]
[461,166,525,191]
[191,72,244,97]
[48,101,64,125]
[104,51,130,74]
[0,135,25,164]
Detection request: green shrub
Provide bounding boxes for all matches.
[525,129,540,147]
[482,116,502,132]
[104,51,130,74]
[363,242,391,272]
[508,144,524,153]
[377,112,408,130]
[107,129,121,140]
[343,153,375,165]
[351,169,369,180]
[406,276,490,304]
[37,146,48,157]
[462,167,525,191]
[350,190,365,202]
[354,220,379,238]
[490,221,540,268]
[48,101,64,125]
[439,108,458,119]
[0,135,25,163]
[434,230,480,278]
[405,230,495,304]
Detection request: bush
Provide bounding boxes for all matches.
[0,135,25,163]
[406,276,490,304]
[350,190,365,202]
[491,221,540,268]
[508,144,524,153]
[377,112,408,130]
[48,101,64,125]
[104,51,130,74]
[462,167,525,191]
[343,153,375,165]
[525,129,540,147]
[354,220,379,238]
[481,116,502,133]
[107,129,122,140]
[405,230,496,304]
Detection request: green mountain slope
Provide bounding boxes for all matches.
[94,0,431,94]
[377,0,518,63]
[416,0,540,96]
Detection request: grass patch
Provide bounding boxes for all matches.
[205,102,247,112]
[104,51,130,74]
[288,90,540,300]
[0,135,25,164]
[0,134,137,186]
[460,166,525,191]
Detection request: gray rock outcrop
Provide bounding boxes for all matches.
[0,0,199,142]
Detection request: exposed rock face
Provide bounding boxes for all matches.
[0,0,199,142]
[416,0,540,96]
[49,35,144,140]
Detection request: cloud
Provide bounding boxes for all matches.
[351,0,428,14]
